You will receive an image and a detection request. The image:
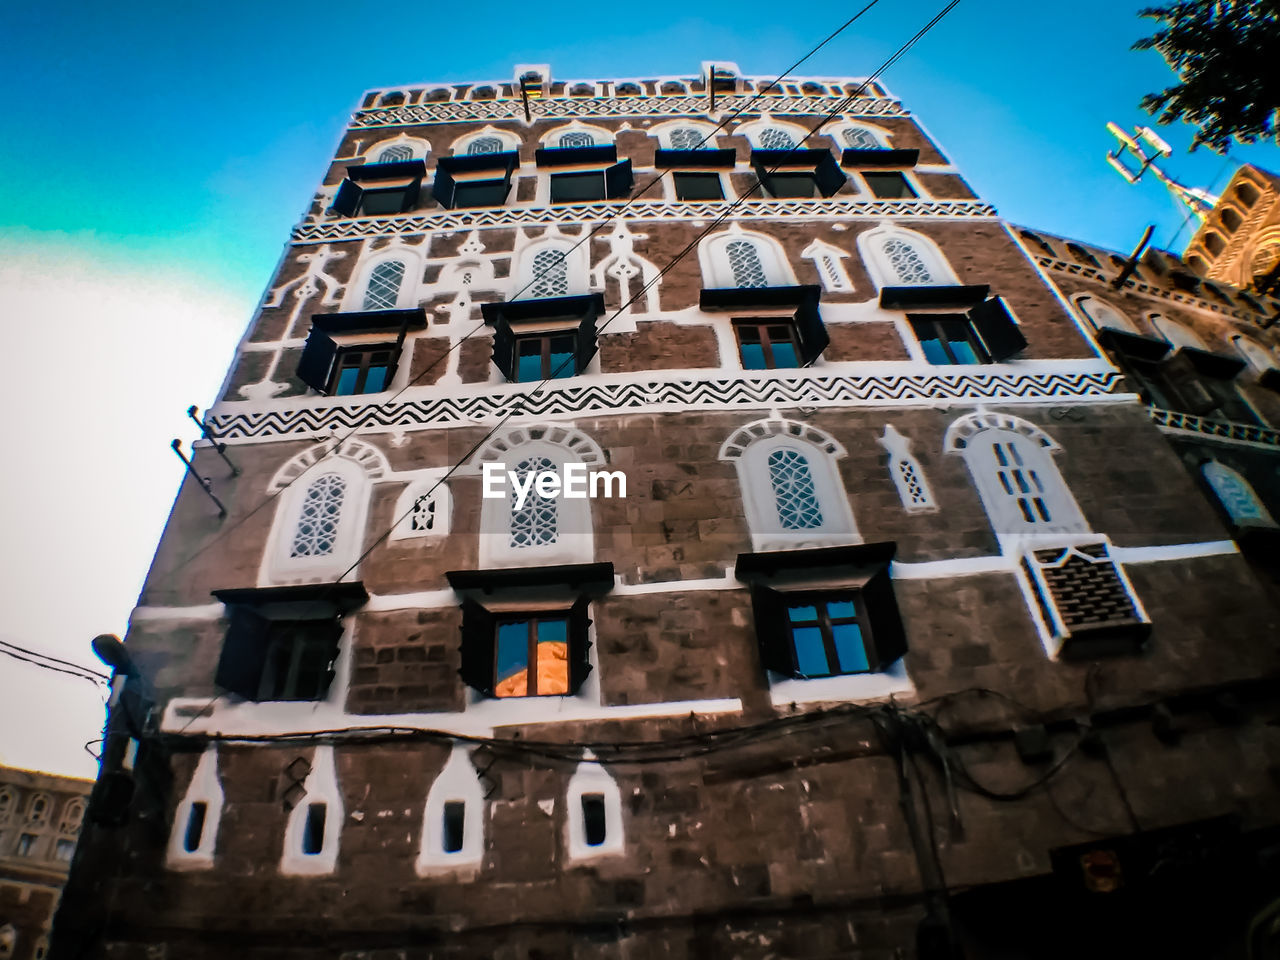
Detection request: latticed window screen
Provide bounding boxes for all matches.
[377,144,414,163]
[362,260,406,310]
[991,441,1050,524]
[818,255,842,288]
[510,457,558,547]
[727,240,768,288]
[768,449,825,529]
[759,127,798,150]
[410,494,436,531]
[669,127,705,150]
[529,248,570,298]
[1027,545,1141,632]
[841,127,880,150]
[291,473,347,557]
[467,136,505,155]
[558,131,595,148]
[883,238,935,284]
[1202,462,1275,525]
[896,459,930,507]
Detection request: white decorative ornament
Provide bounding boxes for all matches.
[280,745,343,877]
[565,753,624,860]
[416,745,486,874]
[167,745,223,870]
[390,470,453,541]
[801,239,854,292]
[878,425,936,513]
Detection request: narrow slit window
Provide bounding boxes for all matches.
[183,802,208,853]
[581,793,607,846]
[302,803,326,855]
[442,801,466,853]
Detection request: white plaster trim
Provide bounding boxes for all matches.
[769,660,913,708]
[166,745,222,871]
[280,745,342,876]
[362,589,458,612]
[389,469,453,541]
[889,556,1015,579]
[415,744,485,874]
[130,603,225,622]
[565,754,624,860]
[1109,540,1238,563]
[611,570,739,594]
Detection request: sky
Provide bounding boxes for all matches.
[0,0,1276,778]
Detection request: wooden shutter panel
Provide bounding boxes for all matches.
[574,313,598,374]
[1161,353,1219,415]
[313,616,345,700]
[794,298,830,366]
[968,297,1028,361]
[382,314,414,386]
[813,153,847,198]
[431,167,456,209]
[567,595,594,694]
[458,599,497,696]
[399,177,422,213]
[604,159,633,198]
[750,585,796,677]
[296,326,339,393]
[861,568,907,668]
[331,179,363,217]
[491,319,517,381]
[214,606,272,700]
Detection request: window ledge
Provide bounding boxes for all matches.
[769,660,912,707]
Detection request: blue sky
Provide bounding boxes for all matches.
[1,0,1276,777]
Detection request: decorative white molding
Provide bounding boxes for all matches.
[389,469,453,541]
[564,753,624,861]
[1150,407,1280,448]
[280,745,343,877]
[166,745,223,871]
[769,660,912,708]
[877,424,936,513]
[416,745,486,874]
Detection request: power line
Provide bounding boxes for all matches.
[0,640,109,685]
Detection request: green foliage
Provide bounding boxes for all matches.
[1134,0,1280,152]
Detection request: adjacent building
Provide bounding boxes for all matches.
[54,65,1280,959]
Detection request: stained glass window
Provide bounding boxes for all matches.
[291,473,347,557]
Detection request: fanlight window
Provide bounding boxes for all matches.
[759,127,798,150]
[58,799,86,834]
[467,136,506,155]
[362,259,406,310]
[1202,462,1276,527]
[769,449,824,529]
[559,131,595,148]
[291,474,347,558]
[727,240,768,288]
[882,238,936,285]
[376,144,414,163]
[669,127,706,150]
[841,127,880,149]
[528,248,570,298]
[509,457,558,548]
[0,787,14,823]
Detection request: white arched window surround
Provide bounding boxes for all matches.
[280,745,342,877]
[801,239,854,293]
[699,230,795,289]
[651,121,719,151]
[1201,461,1277,528]
[1150,314,1207,352]
[512,235,588,301]
[475,425,604,568]
[835,124,888,150]
[565,754,624,860]
[260,439,389,586]
[390,469,453,541]
[167,745,223,871]
[944,412,1088,543]
[857,226,959,289]
[1075,296,1138,335]
[720,418,859,552]
[1233,335,1278,375]
[364,135,429,163]
[539,122,613,149]
[738,118,809,151]
[416,745,486,874]
[346,246,422,311]
[450,127,520,156]
[878,425,936,513]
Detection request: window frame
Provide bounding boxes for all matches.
[909,313,993,365]
[492,612,573,698]
[733,317,803,370]
[457,593,596,700]
[672,170,726,201]
[327,341,399,395]
[860,170,918,199]
[776,590,878,678]
[512,329,580,382]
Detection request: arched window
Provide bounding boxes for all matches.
[879,425,935,513]
[759,127,798,150]
[57,799,86,835]
[280,746,342,877]
[27,794,50,825]
[376,144,414,163]
[768,449,824,529]
[1235,336,1276,375]
[1066,243,1101,268]
[1150,314,1207,352]
[559,131,595,148]
[1235,182,1260,208]
[1202,462,1277,528]
[390,471,453,541]
[1220,208,1243,233]
[841,127,881,150]
[720,419,858,551]
[668,127,706,150]
[945,414,1087,539]
[859,228,957,290]
[1076,297,1137,334]
[0,787,14,823]
[727,240,768,288]
[1204,232,1226,255]
[290,473,347,558]
[565,756,624,860]
[529,247,569,298]
[510,455,559,548]
[1020,231,1057,258]
[167,746,223,870]
[416,745,486,873]
[467,136,506,155]
[361,259,406,310]
[882,237,936,284]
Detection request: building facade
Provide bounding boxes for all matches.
[0,767,92,960]
[1183,164,1280,297]
[55,65,1280,959]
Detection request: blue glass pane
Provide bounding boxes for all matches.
[549,348,575,378]
[334,367,360,395]
[920,339,950,365]
[827,600,856,619]
[949,340,980,365]
[517,353,542,382]
[771,341,799,368]
[536,618,569,695]
[787,604,819,623]
[536,619,568,644]
[791,627,829,676]
[496,621,528,689]
[364,366,388,392]
[833,623,869,673]
[740,342,767,369]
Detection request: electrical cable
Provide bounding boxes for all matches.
[0,643,110,685]
[0,638,111,680]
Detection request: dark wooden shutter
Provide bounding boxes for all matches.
[567,595,594,694]
[431,167,456,209]
[399,177,422,213]
[383,314,414,386]
[861,568,907,668]
[491,319,517,381]
[750,585,796,677]
[794,298,830,366]
[313,616,345,700]
[574,313,598,374]
[331,179,362,217]
[813,153,847,198]
[604,160,633,198]
[296,326,339,393]
[1161,352,1219,415]
[214,606,272,700]
[458,599,497,696]
[968,297,1028,361]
